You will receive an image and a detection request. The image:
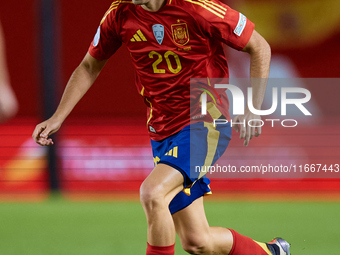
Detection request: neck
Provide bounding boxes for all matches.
[141,0,167,11]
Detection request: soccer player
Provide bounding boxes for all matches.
[32,0,291,254]
[0,21,18,123]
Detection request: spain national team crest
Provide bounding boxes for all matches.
[152,24,164,45]
[171,23,190,46]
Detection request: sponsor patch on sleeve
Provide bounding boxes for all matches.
[233,13,247,36]
[93,26,101,47]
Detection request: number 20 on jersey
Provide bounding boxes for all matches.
[149,50,182,74]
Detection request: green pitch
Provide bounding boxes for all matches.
[0,198,339,255]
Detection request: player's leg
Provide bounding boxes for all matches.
[173,196,289,255]
[140,163,184,254]
[173,196,233,254]
[141,120,230,254]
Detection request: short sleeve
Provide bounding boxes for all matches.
[198,2,255,50]
[88,10,122,60]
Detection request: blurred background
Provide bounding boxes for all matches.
[0,0,339,254]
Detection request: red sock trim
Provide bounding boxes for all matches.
[229,229,237,255]
[146,243,175,255]
[228,229,269,255]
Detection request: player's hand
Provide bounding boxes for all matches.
[232,109,261,146]
[32,117,62,146]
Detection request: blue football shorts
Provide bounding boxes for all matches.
[150,121,231,214]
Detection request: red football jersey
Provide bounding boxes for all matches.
[88,0,254,141]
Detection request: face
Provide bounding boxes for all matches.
[132,0,150,5]
[133,0,166,11]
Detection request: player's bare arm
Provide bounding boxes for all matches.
[32,53,107,146]
[0,22,18,123]
[233,30,271,146]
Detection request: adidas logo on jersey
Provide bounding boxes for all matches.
[165,146,178,158]
[130,29,147,42]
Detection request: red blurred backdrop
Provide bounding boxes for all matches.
[0,0,339,195]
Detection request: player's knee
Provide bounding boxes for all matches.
[139,181,164,210]
[181,235,211,254]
